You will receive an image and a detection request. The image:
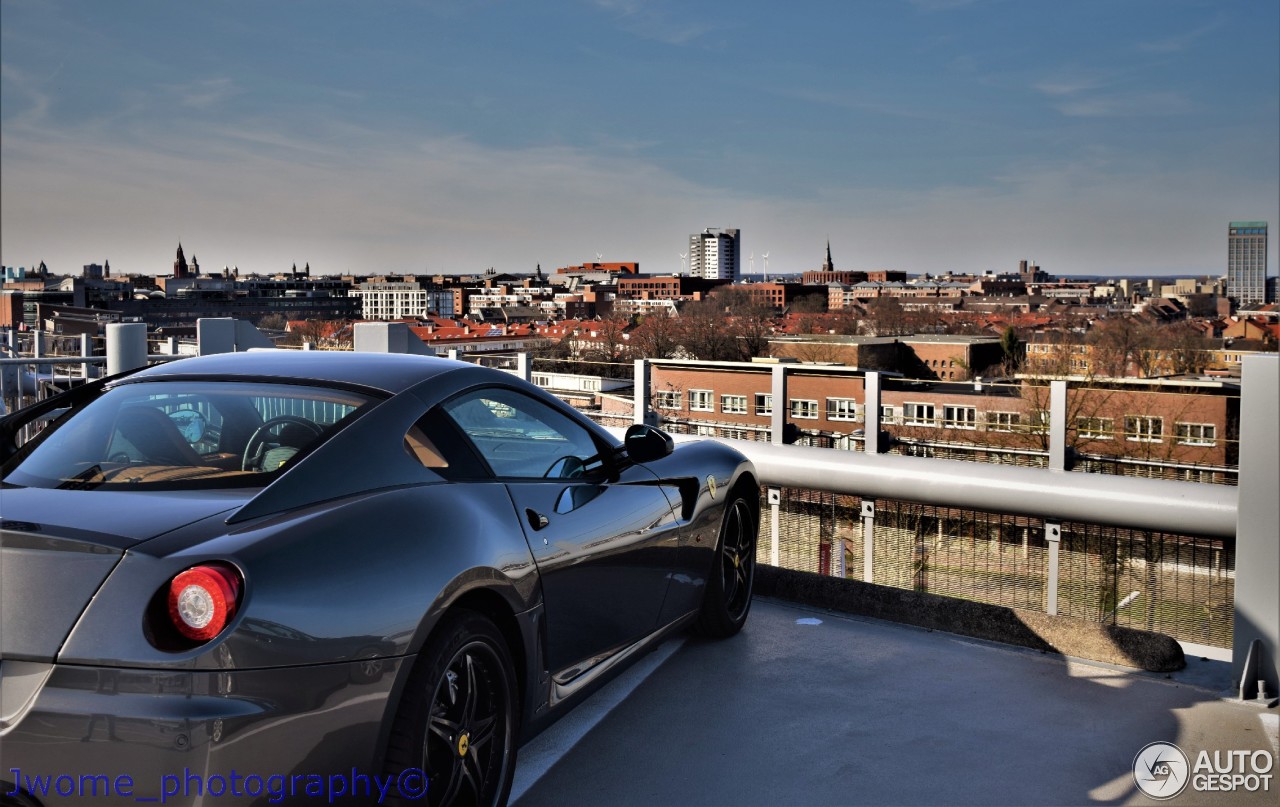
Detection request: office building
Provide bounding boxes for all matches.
[1227,221,1267,307]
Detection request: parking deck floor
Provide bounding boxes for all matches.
[511,599,1278,807]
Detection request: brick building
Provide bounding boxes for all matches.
[641,359,1239,481]
[768,334,1003,381]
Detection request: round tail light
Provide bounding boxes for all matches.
[167,563,241,642]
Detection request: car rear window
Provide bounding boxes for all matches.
[2,380,376,491]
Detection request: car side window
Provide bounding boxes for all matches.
[440,388,606,480]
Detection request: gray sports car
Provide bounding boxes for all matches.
[0,351,758,806]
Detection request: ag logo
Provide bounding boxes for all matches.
[1133,742,1189,800]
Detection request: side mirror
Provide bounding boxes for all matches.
[624,423,674,463]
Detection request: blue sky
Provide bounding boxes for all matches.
[2,0,1277,278]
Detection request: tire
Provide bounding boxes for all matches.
[385,610,518,807]
[691,494,757,638]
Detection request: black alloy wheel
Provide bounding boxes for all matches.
[691,494,757,638]
[386,610,517,807]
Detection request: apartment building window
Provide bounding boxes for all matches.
[754,393,773,416]
[942,405,977,429]
[654,390,680,410]
[1076,416,1114,440]
[826,398,859,421]
[1125,415,1163,442]
[721,427,748,440]
[694,424,717,437]
[790,399,819,419]
[1175,422,1216,446]
[881,405,896,424]
[902,402,936,426]
[1029,410,1050,435]
[985,411,1022,432]
[721,395,748,414]
[689,390,714,412]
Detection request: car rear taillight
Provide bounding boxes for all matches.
[167,563,241,642]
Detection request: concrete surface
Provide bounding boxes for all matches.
[513,599,1279,807]
[755,566,1187,673]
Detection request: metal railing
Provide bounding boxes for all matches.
[624,356,1267,656]
[4,323,1272,665]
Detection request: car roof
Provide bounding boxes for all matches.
[124,350,468,395]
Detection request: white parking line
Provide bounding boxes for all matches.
[509,637,686,804]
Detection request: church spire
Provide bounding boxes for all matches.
[174,243,190,278]
[822,240,834,273]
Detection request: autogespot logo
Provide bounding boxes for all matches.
[1134,742,1190,800]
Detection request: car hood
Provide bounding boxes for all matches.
[0,488,247,662]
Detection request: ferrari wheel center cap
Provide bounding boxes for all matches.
[456,732,470,757]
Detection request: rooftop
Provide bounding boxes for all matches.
[512,599,1278,807]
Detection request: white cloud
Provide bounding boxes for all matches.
[1137,18,1224,54]
[5,116,1274,281]
[0,62,54,126]
[172,78,237,110]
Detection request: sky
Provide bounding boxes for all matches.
[2,0,1277,279]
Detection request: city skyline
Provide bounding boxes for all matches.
[2,0,1278,278]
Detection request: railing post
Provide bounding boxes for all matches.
[1045,522,1061,616]
[831,519,846,579]
[864,372,883,454]
[32,331,51,374]
[770,364,788,445]
[861,500,875,583]
[1049,380,1068,471]
[767,487,781,567]
[633,359,651,426]
[1234,355,1278,700]
[79,333,92,378]
[516,352,531,383]
[447,349,460,362]
[106,323,148,376]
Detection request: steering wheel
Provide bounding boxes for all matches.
[242,416,323,471]
[544,455,586,479]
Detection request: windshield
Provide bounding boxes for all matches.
[2,380,376,491]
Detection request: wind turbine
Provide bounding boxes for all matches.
[595,252,603,263]
[679,252,688,275]
[762,252,770,281]
[748,251,755,275]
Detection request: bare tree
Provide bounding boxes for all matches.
[676,297,740,361]
[788,293,828,314]
[629,312,682,360]
[589,314,632,363]
[1087,317,1159,378]
[716,289,777,360]
[860,297,917,337]
[1160,322,1214,375]
[282,319,353,349]
[256,313,289,331]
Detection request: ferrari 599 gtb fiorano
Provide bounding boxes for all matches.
[0,351,758,806]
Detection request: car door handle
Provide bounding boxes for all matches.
[526,508,550,531]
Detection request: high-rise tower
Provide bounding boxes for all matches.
[1227,221,1267,307]
[688,228,741,281]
